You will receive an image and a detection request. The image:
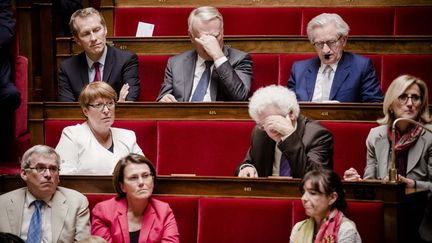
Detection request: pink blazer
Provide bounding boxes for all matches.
[91,197,179,243]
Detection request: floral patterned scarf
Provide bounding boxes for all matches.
[387,124,423,176]
[293,209,344,243]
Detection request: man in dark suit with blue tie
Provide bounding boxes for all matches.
[157,6,253,102]
[58,7,140,102]
[236,85,333,178]
[288,13,383,103]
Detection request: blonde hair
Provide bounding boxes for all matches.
[378,74,431,126]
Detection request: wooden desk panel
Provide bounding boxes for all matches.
[56,36,432,57]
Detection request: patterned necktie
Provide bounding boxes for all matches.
[93,62,101,82]
[27,200,42,243]
[191,61,213,101]
[279,153,291,176]
[321,65,333,101]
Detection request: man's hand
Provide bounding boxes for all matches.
[159,94,178,102]
[238,166,258,178]
[263,115,295,143]
[343,167,362,181]
[118,83,129,102]
[194,34,224,60]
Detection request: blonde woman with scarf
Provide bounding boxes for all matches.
[290,169,361,243]
[344,75,432,241]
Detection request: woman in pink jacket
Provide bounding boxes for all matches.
[91,154,179,243]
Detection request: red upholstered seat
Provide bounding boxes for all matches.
[114,8,193,36]
[86,194,114,212]
[197,198,293,243]
[44,120,158,165]
[156,121,255,176]
[138,55,169,101]
[154,196,199,243]
[292,200,383,243]
[395,7,432,35]
[220,8,302,35]
[301,8,394,36]
[320,122,377,177]
[250,54,279,96]
[381,54,432,101]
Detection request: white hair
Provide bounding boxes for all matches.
[248,85,300,122]
[21,145,60,169]
[306,13,350,43]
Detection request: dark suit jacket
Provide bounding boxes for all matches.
[58,45,140,101]
[288,52,383,103]
[236,115,333,178]
[157,45,252,101]
[0,187,91,242]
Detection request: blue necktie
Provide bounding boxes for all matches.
[191,61,213,101]
[279,153,291,176]
[27,200,42,243]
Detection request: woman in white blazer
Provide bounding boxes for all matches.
[56,81,143,174]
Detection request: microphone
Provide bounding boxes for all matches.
[388,118,432,183]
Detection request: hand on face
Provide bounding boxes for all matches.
[194,34,224,60]
[262,114,296,143]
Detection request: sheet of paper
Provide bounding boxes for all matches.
[136,22,154,37]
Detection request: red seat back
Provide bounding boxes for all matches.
[395,7,432,35]
[320,122,377,177]
[156,121,255,176]
[197,198,293,243]
[250,54,279,96]
[138,55,169,101]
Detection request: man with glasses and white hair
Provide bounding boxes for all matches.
[157,6,253,102]
[288,13,383,103]
[0,145,90,242]
[236,85,333,178]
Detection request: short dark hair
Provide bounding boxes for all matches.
[300,168,347,213]
[112,153,156,198]
[0,232,25,243]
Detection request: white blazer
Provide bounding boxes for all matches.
[56,122,143,175]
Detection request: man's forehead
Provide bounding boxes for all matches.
[29,153,58,166]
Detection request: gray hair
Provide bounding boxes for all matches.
[188,6,224,34]
[306,13,350,43]
[21,145,60,169]
[378,74,431,127]
[248,85,300,122]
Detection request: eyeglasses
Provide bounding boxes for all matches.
[125,172,153,183]
[26,166,60,174]
[313,36,342,49]
[397,94,421,104]
[87,101,115,110]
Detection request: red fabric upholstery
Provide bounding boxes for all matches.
[320,122,377,177]
[197,198,293,243]
[155,196,199,243]
[345,201,384,243]
[114,8,193,36]
[395,7,432,35]
[220,8,302,35]
[292,200,383,243]
[250,54,279,96]
[301,8,395,36]
[381,54,432,101]
[113,120,158,165]
[138,55,169,101]
[44,120,158,165]
[44,120,83,148]
[14,56,28,138]
[278,54,316,86]
[86,194,114,212]
[156,121,255,176]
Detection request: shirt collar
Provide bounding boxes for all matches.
[86,45,108,69]
[25,189,52,208]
